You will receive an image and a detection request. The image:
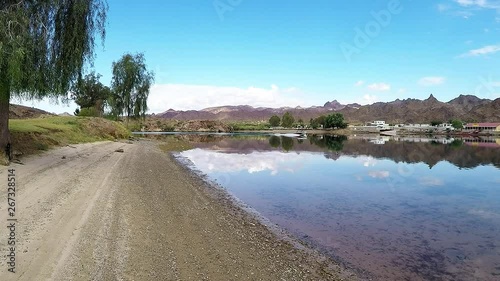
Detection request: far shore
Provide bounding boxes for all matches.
[135,128,500,137]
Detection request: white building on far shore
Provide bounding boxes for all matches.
[365,121,389,128]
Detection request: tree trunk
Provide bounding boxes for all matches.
[95,99,103,117]
[0,84,11,163]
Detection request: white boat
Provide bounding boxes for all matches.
[379,129,397,136]
[273,133,302,137]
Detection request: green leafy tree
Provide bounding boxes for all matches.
[431,120,442,127]
[450,119,463,130]
[325,113,347,129]
[281,112,295,128]
[72,72,111,117]
[0,0,107,161]
[269,115,281,127]
[312,115,326,129]
[78,107,100,117]
[107,91,124,120]
[110,53,154,122]
[309,118,318,129]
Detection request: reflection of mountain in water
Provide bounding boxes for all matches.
[176,134,500,169]
[344,138,500,169]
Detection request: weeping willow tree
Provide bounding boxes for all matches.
[110,53,154,122]
[0,0,107,162]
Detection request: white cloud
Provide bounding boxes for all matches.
[362,157,378,167]
[354,80,365,87]
[17,84,312,114]
[147,84,312,113]
[16,95,77,115]
[362,94,379,104]
[454,0,500,9]
[418,76,446,86]
[398,88,407,94]
[460,44,500,57]
[367,83,391,91]
[441,0,500,19]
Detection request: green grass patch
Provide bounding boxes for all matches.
[228,121,271,131]
[9,116,130,156]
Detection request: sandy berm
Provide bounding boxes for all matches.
[0,140,358,281]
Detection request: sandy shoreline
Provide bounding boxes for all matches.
[0,139,359,280]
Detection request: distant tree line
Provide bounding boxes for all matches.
[310,113,348,129]
[269,112,295,127]
[269,112,348,129]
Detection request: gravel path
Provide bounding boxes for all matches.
[0,140,356,281]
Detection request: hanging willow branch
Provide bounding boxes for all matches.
[0,0,108,100]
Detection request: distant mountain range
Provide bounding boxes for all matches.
[157,94,500,123]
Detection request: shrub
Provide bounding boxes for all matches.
[78,107,99,117]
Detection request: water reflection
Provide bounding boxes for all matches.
[182,149,312,176]
[176,134,500,169]
[174,134,500,280]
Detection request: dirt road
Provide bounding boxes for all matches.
[0,140,353,281]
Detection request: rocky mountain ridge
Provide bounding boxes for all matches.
[157,94,499,124]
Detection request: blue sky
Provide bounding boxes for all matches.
[19,0,500,113]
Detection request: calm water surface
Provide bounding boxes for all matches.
[170,134,500,280]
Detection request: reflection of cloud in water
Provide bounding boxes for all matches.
[368,171,390,179]
[363,157,378,167]
[419,177,445,187]
[180,149,314,175]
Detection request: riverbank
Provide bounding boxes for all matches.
[1,116,129,165]
[223,128,500,137]
[0,139,357,280]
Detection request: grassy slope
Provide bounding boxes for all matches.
[9,116,130,156]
